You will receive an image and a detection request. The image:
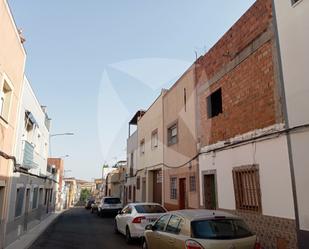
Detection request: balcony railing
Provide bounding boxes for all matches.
[22,141,38,169]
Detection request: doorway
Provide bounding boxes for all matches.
[153,170,162,204]
[204,174,216,210]
[179,178,186,209]
[142,177,146,202]
[24,188,30,231]
[133,186,136,202]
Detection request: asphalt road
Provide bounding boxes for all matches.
[29,207,141,249]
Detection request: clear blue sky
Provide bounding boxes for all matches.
[9,0,255,181]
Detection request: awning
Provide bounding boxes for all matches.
[25,110,39,127]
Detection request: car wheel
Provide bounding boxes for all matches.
[114,220,119,234]
[125,226,132,244]
[142,239,148,249]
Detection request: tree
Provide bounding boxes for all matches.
[80,189,91,202]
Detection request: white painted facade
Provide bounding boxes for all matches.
[274,0,309,245]
[199,125,295,219]
[14,76,50,175]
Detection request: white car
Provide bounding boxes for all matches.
[98,197,123,217]
[114,202,167,243]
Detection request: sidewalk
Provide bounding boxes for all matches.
[5,211,64,249]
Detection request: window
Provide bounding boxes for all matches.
[0,79,13,122]
[151,129,158,149]
[32,187,38,209]
[136,176,140,190]
[44,189,48,205]
[191,218,253,239]
[166,215,183,234]
[170,177,177,199]
[121,205,132,214]
[189,175,196,192]
[154,214,170,231]
[104,197,121,204]
[167,122,178,146]
[291,0,301,5]
[232,165,261,212]
[140,139,145,155]
[207,88,222,118]
[15,187,25,217]
[135,204,166,214]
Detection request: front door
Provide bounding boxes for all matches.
[204,174,216,209]
[24,188,30,231]
[179,178,186,209]
[153,170,162,204]
[142,178,146,202]
[133,186,136,202]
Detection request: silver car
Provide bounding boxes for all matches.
[143,209,260,249]
[98,197,122,217]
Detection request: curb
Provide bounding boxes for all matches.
[5,210,65,249]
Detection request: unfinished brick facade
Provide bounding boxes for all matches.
[196,0,296,249]
[196,0,283,147]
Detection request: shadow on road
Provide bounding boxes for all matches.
[29,207,141,249]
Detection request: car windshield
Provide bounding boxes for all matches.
[191,218,253,240]
[104,198,121,204]
[135,204,166,214]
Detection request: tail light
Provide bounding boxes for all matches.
[185,240,204,249]
[254,237,262,249]
[132,216,146,223]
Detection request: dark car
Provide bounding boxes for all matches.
[85,199,95,209]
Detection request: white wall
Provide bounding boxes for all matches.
[14,76,50,176]
[199,135,295,219]
[274,0,309,232]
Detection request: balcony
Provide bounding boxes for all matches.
[22,141,39,170]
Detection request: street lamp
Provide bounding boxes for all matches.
[49,132,74,156]
[50,132,74,137]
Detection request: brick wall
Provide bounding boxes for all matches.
[196,0,283,147]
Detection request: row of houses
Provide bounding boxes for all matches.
[121,1,308,249]
[0,1,68,248]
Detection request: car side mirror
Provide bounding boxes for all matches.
[145,224,154,231]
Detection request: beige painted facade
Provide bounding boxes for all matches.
[163,66,199,210]
[0,0,26,246]
[135,91,166,204]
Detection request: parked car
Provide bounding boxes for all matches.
[91,201,100,213]
[85,199,94,209]
[98,197,122,217]
[142,209,261,249]
[114,202,167,244]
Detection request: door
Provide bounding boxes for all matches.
[142,178,146,202]
[0,186,5,248]
[179,178,186,209]
[133,186,136,202]
[153,170,162,204]
[24,188,30,231]
[45,189,50,213]
[204,174,216,209]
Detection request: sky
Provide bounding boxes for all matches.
[9,0,255,181]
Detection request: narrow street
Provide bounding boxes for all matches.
[29,208,140,249]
